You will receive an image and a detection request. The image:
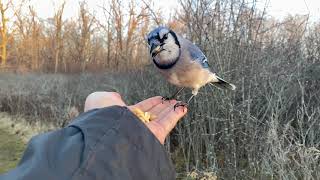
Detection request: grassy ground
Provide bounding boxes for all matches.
[0,114,26,174]
[0,113,53,174]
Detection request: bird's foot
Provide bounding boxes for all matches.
[161,96,174,103]
[161,88,185,103]
[174,102,188,112]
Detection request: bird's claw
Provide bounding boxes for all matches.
[174,102,188,111]
[161,96,173,103]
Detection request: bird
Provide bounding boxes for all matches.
[147,26,236,108]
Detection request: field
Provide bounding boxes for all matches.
[0,61,320,179]
[0,111,55,174]
[0,114,25,174]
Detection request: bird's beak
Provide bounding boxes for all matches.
[150,44,162,57]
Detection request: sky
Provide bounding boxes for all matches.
[262,0,319,20]
[11,0,320,22]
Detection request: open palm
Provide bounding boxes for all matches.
[129,96,187,144]
[84,92,188,144]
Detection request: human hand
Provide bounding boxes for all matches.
[84,92,188,144]
[128,97,187,144]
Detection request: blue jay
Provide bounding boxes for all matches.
[147,26,236,108]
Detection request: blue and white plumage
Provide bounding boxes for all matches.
[147,27,236,107]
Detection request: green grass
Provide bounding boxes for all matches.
[0,125,26,174]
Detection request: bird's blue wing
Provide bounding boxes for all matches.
[188,44,210,69]
[196,54,209,68]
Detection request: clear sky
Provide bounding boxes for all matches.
[262,0,319,20]
[18,0,320,21]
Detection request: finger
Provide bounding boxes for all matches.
[129,96,163,112]
[149,99,177,115]
[156,105,188,133]
[154,100,178,120]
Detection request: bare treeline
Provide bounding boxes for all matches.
[0,0,158,72]
[0,0,319,73]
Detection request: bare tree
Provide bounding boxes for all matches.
[29,6,41,71]
[110,0,123,67]
[78,1,93,72]
[54,2,65,73]
[0,0,10,68]
[125,0,148,66]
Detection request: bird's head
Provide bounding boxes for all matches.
[147,27,181,69]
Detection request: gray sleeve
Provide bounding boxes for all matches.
[0,106,175,180]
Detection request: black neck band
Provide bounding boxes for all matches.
[153,49,181,70]
[169,30,180,48]
[153,58,177,69]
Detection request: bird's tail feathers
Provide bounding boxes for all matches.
[210,76,236,91]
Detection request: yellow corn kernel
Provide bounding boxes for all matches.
[132,108,144,115]
[131,108,155,123]
[144,112,151,120]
